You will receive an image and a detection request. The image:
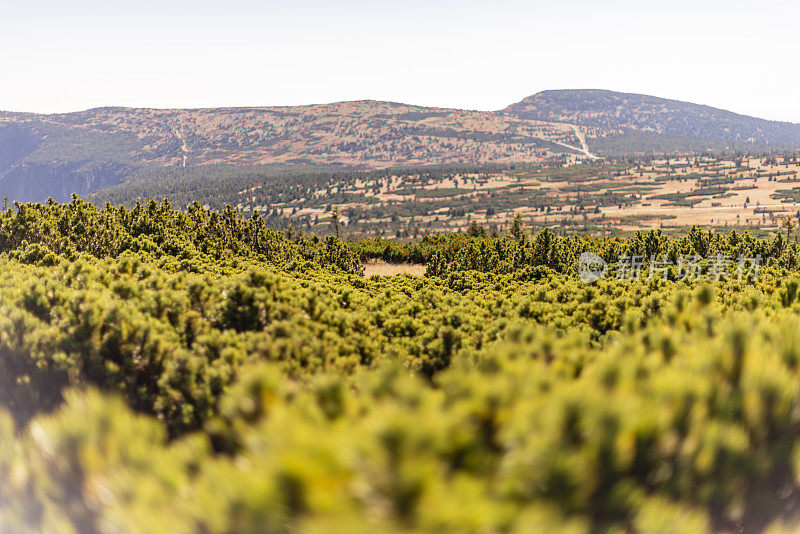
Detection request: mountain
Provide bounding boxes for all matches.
[503,89,800,154]
[0,102,589,202]
[1,90,800,203]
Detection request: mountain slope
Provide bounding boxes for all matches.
[503,89,800,154]
[0,102,589,202]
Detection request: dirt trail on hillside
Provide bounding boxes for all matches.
[570,125,599,160]
[551,125,599,160]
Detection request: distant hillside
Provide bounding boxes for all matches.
[2,90,800,202]
[0,103,587,202]
[503,89,800,155]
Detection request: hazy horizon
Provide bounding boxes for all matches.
[3,0,800,121]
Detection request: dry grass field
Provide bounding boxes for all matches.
[363,260,427,277]
[250,154,800,238]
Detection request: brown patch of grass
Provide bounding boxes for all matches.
[363,261,426,277]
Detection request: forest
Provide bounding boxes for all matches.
[4,198,800,532]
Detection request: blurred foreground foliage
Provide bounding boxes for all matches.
[3,199,800,532]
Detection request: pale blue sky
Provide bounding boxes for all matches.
[2,0,798,121]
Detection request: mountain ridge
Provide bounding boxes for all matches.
[503,88,800,122]
[503,89,800,148]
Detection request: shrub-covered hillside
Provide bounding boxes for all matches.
[4,199,800,532]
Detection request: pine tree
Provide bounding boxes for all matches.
[510,213,525,242]
[783,215,796,243]
[330,206,341,238]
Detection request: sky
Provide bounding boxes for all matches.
[2,0,799,121]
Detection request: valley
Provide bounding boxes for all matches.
[89,153,800,239]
